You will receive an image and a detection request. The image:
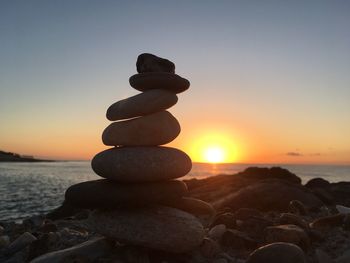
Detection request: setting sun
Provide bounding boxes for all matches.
[204,147,225,163]
[184,130,241,163]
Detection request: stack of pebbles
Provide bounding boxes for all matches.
[65,54,212,253]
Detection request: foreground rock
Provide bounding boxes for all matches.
[65,179,187,209]
[106,89,178,121]
[30,237,113,263]
[86,206,205,253]
[246,242,306,263]
[92,146,192,182]
[102,111,180,146]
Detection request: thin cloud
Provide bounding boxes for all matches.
[286,152,303,157]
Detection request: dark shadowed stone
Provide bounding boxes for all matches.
[162,197,215,218]
[86,206,204,253]
[136,53,175,73]
[106,89,178,121]
[305,177,331,188]
[102,111,180,146]
[289,200,308,215]
[246,242,306,263]
[235,208,263,220]
[91,147,192,182]
[65,179,187,209]
[310,214,345,229]
[210,213,236,229]
[221,229,257,249]
[264,224,310,251]
[237,167,301,184]
[30,237,113,263]
[129,73,190,93]
[213,180,323,212]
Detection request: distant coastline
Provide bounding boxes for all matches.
[0,150,53,162]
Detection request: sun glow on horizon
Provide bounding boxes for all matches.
[186,131,240,163]
[204,147,225,163]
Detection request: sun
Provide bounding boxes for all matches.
[185,131,240,163]
[204,147,225,163]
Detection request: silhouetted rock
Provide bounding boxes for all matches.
[305,178,331,188]
[102,111,180,146]
[65,179,187,209]
[129,72,190,93]
[237,167,301,184]
[136,53,175,73]
[213,180,323,212]
[106,89,178,121]
[92,146,192,182]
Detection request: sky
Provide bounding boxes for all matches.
[1,1,349,164]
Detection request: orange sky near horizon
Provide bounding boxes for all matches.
[1,1,350,165]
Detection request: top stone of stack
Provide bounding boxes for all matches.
[129,53,190,94]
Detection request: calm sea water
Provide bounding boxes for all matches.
[0,161,349,222]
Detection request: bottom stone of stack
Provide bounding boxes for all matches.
[85,206,205,253]
[65,179,187,209]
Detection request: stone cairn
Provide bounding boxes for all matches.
[64,54,215,253]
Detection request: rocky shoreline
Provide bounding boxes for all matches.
[1,167,350,263]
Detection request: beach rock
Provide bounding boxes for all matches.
[208,224,227,241]
[162,197,215,218]
[264,224,310,250]
[106,89,178,121]
[102,111,180,146]
[337,249,350,263]
[305,178,331,188]
[289,200,308,215]
[235,208,263,220]
[221,229,257,249]
[336,205,350,214]
[6,232,37,255]
[37,222,58,233]
[246,242,306,263]
[213,180,323,212]
[86,206,204,253]
[136,53,175,73]
[65,179,187,209]
[236,216,273,238]
[129,72,190,93]
[279,213,309,229]
[237,167,301,184]
[310,214,345,229]
[315,249,334,263]
[210,212,236,229]
[199,237,221,258]
[46,200,84,220]
[30,237,113,263]
[92,146,192,182]
[0,235,10,248]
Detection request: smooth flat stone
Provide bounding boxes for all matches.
[65,179,187,209]
[162,197,215,218]
[86,206,205,253]
[136,53,175,73]
[91,146,192,182]
[106,89,178,121]
[247,242,306,263]
[129,72,190,93]
[102,111,180,146]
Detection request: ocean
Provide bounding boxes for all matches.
[0,161,349,222]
